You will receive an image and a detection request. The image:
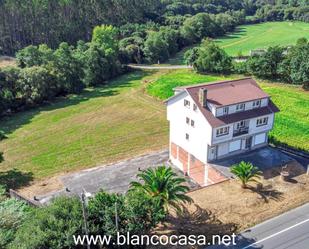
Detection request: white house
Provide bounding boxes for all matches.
[166,78,279,186]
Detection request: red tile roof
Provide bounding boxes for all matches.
[177,78,279,127]
[179,78,269,106]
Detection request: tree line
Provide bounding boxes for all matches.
[185,37,309,89]
[1,0,308,55]
[0,10,245,118]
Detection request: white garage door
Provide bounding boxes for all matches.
[229,140,241,152]
[254,133,266,145]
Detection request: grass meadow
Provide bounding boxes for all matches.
[215,21,309,56]
[0,70,169,179]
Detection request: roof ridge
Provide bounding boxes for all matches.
[174,77,253,90]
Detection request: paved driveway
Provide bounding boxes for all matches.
[37,150,197,204]
[209,146,294,178]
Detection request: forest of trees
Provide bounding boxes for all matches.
[0,0,308,117]
[0,0,308,55]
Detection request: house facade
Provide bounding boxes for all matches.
[166,78,279,186]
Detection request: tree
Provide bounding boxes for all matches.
[11,197,83,249]
[88,189,165,239]
[143,31,169,63]
[230,161,262,189]
[0,197,31,248]
[84,25,122,86]
[181,13,217,44]
[194,39,232,74]
[52,42,84,94]
[130,166,192,212]
[17,66,56,105]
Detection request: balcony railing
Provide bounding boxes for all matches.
[233,127,249,137]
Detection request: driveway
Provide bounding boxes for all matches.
[209,146,294,179]
[37,150,197,204]
[209,203,309,248]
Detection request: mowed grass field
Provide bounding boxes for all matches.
[0,70,169,179]
[215,21,309,56]
[147,69,309,152]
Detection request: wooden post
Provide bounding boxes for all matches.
[307,165,309,175]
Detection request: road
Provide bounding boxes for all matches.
[210,203,309,249]
[127,64,192,70]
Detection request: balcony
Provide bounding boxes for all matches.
[233,127,249,137]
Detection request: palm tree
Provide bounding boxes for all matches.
[230,161,262,188]
[130,166,192,212]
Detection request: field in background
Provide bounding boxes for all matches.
[215,21,309,56]
[147,69,309,152]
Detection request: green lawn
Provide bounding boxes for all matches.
[147,69,231,99]
[147,70,309,152]
[0,70,169,179]
[215,21,309,56]
[0,68,308,182]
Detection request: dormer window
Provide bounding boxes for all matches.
[184,99,190,108]
[236,103,245,112]
[186,117,190,124]
[223,106,229,115]
[253,100,261,108]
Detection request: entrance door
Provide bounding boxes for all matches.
[245,136,252,150]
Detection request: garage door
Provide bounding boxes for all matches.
[229,140,241,152]
[254,133,266,145]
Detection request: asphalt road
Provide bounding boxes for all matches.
[210,203,309,249]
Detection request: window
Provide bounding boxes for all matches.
[185,133,189,140]
[216,126,229,137]
[236,120,245,129]
[191,120,195,127]
[256,117,268,127]
[253,100,261,108]
[186,117,190,124]
[184,99,190,108]
[193,103,197,111]
[236,103,245,112]
[223,106,229,115]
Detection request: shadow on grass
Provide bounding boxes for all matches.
[0,70,151,136]
[0,169,33,191]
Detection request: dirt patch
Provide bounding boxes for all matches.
[18,176,63,198]
[0,56,16,68]
[154,161,309,248]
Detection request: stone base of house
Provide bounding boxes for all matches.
[170,142,227,186]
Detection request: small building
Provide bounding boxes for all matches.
[165,78,279,186]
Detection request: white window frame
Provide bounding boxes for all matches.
[185,133,189,140]
[216,126,229,137]
[191,120,195,127]
[236,120,246,129]
[184,99,190,108]
[256,117,268,127]
[236,103,245,112]
[193,103,197,111]
[253,100,261,108]
[186,117,190,125]
[223,106,229,115]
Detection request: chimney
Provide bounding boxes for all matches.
[199,88,207,107]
